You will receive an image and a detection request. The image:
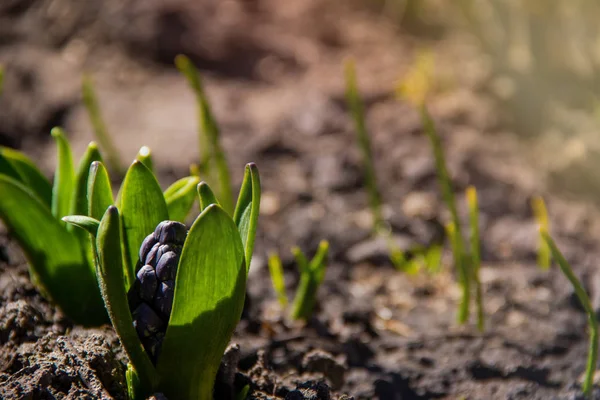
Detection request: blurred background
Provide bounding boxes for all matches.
[2,0,600,200]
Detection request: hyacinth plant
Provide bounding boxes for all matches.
[268,240,329,321]
[0,129,200,326]
[64,159,260,400]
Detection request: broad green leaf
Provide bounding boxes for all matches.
[96,206,157,395]
[164,176,200,223]
[136,146,154,175]
[118,160,169,289]
[268,252,288,308]
[158,205,246,400]
[82,75,122,174]
[62,215,100,236]
[0,175,106,326]
[51,128,75,220]
[176,54,233,213]
[88,161,114,220]
[232,163,261,271]
[197,182,220,211]
[0,146,52,206]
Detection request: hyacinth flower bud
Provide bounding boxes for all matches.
[128,221,187,363]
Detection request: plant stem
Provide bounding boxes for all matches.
[467,186,484,332]
[532,196,551,270]
[543,232,597,398]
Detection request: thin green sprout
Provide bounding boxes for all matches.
[82,75,123,175]
[467,186,484,332]
[268,251,289,308]
[543,231,597,398]
[445,222,470,323]
[532,196,551,270]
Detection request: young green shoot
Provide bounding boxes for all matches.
[290,240,330,321]
[344,59,383,229]
[64,162,261,400]
[82,74,123,175]
[268,252,289,308]
[532,196,551,270]
[542,231,597,398]
[422,106,470,324]
[466,186,484,332]
[175,54,233,214]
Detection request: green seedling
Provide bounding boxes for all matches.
[82,75,123,175]
[0,130,200,326]
[344,59,383,229]
[532,196,551,270]
[64,161,261,400]
[268,241,329,321]
[0,128,107,325]
[176,54,233,214]
[136,146,154,174]
[466,186,484,332]
[268,251,289,308]
[542,232,597,398]
[422,106,472,324]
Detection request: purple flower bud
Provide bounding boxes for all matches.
[156,251,179,281]
[132,303,164,338]
[144,242,162,267]
[137,265,158,302]
[154,280,175,320]
[154,221,187,245]
[139,234,158,264]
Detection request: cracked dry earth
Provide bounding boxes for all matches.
[3,0,600,399]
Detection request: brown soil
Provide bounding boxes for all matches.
[1,0,600,399]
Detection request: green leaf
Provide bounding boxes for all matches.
[0,146,52,206]
[82,75,122,174]
[118,160,169,289]
[136,146,154,175]
[197,182,220,211]
[0,175,106,326]
[62,215,100,236]
[291,247,309,273]
[232,163,261,271]
[532,196,551,270]
[51,128,75,220]
[344,59,383,229]
[164,176,200,223]
[309,240,329,283]
[542,232,598,398]
[96,206,157,395]
[157,205,246,400]
[268,252,288,308]
[71,142,103,216]
[88,161,114,220]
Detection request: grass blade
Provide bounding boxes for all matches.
[175,54,233,213]
[291,242,329,321]
[542,232,597,398]
[344,59,383,229]
[422,107,469,323]
[466,186,484,332]
[0,146,52,206]
[88,161,114,221]
[118,160,169,289]
[164,176,200,223]
[532,196,551,270]
[50,128,75,221]
[158,205,246,400]
[96,206,157,396]
[232,163,261,271]
[0,175,106,325]
[268,252,288,308]
[82,75,122,174]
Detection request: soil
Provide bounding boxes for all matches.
[2,0,600,399]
